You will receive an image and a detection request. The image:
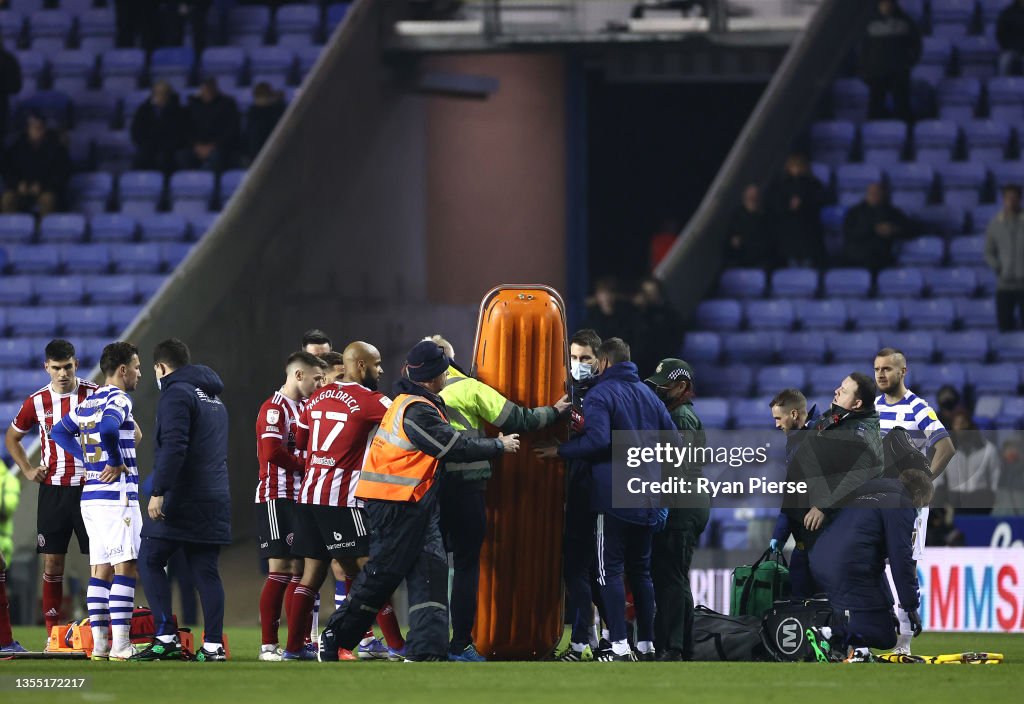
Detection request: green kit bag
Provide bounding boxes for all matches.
[731,549,791,617]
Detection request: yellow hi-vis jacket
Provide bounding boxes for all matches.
[0,461,20,559]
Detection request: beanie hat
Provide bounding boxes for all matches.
[406,340,450,382]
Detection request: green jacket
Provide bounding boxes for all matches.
[669,402,706,479]
[793,406,884,510]
[0,463,20,559]
[667,402,710,529]
[440,366,558,481]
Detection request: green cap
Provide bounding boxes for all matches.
[646,358,694,387]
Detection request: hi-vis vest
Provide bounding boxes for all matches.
[356,394,448,503]
[440,366,513,481]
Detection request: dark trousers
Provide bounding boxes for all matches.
[651,504,709,657]
[832,607,899,651]
[564,470,597,645]
[138,536,224,642]
[997,289,1024,331]
[789,547,819,600]
[596,513,655,644]
[439,481,486,653]
[867,72,912,121]
[326,494,449,659]
[166,548,198,625]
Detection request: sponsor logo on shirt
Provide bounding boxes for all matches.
[310,455,336,467]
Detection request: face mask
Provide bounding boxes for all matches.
[570,361,593,382]
[156,376,162,391]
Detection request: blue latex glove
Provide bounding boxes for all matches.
[653,508,669,533]
[769,538,779,553]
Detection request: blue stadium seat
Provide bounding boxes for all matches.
[810,120,856,167]
[68,131,95,173]
[275,4,321,46]
[13,49,45,91]
[970,203,1000,232]
[694,398,729,429]
[60,243,111,274]
[28,10,72,52]
[326,3,351,33]
[115,244,162,274]
[90,214,136,243]
[769,267,818,298]
[12,1,46,13]
[955,296,997,328]
[51,49,96,93]
[937,162,987,209]
[74,91,119,129]
[200,47,246,90]
[58,306,111,336]
[886,163,934,209]
[991,332,1024,361]
[820,205,846,236]
[998,397,1024,428]
[100,49,146,91]
[295,45,322,78]
[188,213,218,240]
[925,266,978,296]
[118,171,165,215]
[935,331,988,361]
[219,169,248,205]
[680,332,720,363]
[898,236,945,266]
[136,274,166,300]
[974,266,997,295]
[6,244,60,274]
[811,162,832,194]
[973,395,1003,429]
[980,0,1007,22]
[963,120,1011,162]
[778,331,827,363]
[909,204,965,235]
[249,46,295,89]
[150,46,195,93]
[861,121,907,164]
[937,77,981,121]
[34,275,85,305]
[989,162,1024,193]
[949,235,986,266]
[988,76,1024,122]
[0,12,25,49]
[0,277,34,305]
[921,36,953,68]
[831,79,869,121]
[168,171,215,215]
[722,332,775,363]
[701,364,754,397]
[847,299,902,330]
[17,90,71,128]
[719,268,766,299]
[120,89,150,126]
[837,164,882,207]
[876,267,925,297]
[227,6,270,49]
[161,243,193,269]
[108,305,140,333]
[695,300,742,331]
[967,363,1020,395]
[794,299,848,330]
[731,398,775,430]
[0,214,36,244]
[78,8,116,52]
[828,332,880,362]
[954,35,998,79]
[808,364,853,396]
[94,130,134,174]
[70,172,113,215]
[39,214,86,244]
[885,332,936,362]
[5,371,50,400]
[0,338,34,368]
[745,300,794,330]
[823,268,872,298]
[931,0,977,36]
[905,298,956,329]
[7,306,57,336]
[755,365,806,396]
[139,214,188,242]
[85,274,136,304]
[909,363,966,396]
[912,120,959,164]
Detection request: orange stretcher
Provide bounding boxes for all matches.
[470,285,568,660]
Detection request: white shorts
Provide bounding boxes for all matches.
[81,503,142,566]
[912,507,928,561]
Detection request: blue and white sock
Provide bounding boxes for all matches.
[87,577,111,652]
[334,580,347,611]
[310,592,320,642]
[109,575,136,652]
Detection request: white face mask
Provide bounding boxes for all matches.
[156,376,162,391]
[570,361,593,382]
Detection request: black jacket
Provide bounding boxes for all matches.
[724,207,776,268]
[4,130,71,194]
[244,100,285,162]
[0,46,22,100]
[998,3,1024,53]
[142,365,231,545]
[186,92,240,151]
[841,200,909,269]
[860,5,922,79]
[131,96,187,157]
[770,173,826,265]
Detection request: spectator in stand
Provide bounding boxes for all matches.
[115,0,161,51]
[934,384,964,432]
[841,182,909,270]
[770,154,826,268]
[243,83,287,166]
[131,81,187,173]
[0,37,21,140]
[724,184,775,268]
[924,507,965,547]
[985,184,1024,331]
[993,438,1024,516]
[160,1,212,56]
[997,0,1024,75]
[860,0,921,121]
[938,411,1000,515]
[631,277,683,378]
[580,278,634,342]
[2,114,71,216]
[182,77,240,172]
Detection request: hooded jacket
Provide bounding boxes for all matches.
[985,209,1024,291]
[142,364,230,544]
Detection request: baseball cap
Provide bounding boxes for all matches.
[645,358,695,387]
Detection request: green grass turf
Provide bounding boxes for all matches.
[2,627,1022,704]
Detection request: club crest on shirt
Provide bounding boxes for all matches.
[112,395,129,408]
[123,517,131,526]
[266,409,280,425]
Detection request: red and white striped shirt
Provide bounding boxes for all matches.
[11,379,99,486]
[254,391,305,503]
[295,383,391,507]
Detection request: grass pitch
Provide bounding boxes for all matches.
[2,627,1022,704]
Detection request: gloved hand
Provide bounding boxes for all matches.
[906,608,922,637]
[769,538,779,553]
[653,508,669,533]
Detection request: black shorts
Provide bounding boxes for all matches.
[256,498,298,559]
[291,503,370,561]
[36,484,89,555]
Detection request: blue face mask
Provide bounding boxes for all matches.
[570,361,593,382]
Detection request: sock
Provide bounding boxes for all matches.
[42,573,63,633]
[895,633,912,651]
[284,575,300,620]
[820,626,833,641]
[589,624,600,649]
[571,642,587,653]
[376,601,405,649]
[854,646,871,657]
[309,592,320,643]
[87,577,111,653]
[156,634,175,644]
[611,639,630,656]
[637,640,654,654]
[601,628,610,641]
[259,572,290,645]
[203,641,222,652]
[334,579,347,610]
[109,575,136,652]
[0,570,13,646]
[285,586,316,654]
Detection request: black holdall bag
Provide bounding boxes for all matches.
[762,598,837,662]
[691,606,774,662]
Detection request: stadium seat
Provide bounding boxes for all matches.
[794,299,848,330]
[94,130,134,174]
[921,35,953,68]
[100,49,146,91]
[135,274,167,300]
[769,268,817,298]
[956,296,998,328]
[721,332,775,363]
[924,266,978,297]
[980,0,1007,22]
[90,214,136,243]
[13,49,45,91]
[963,120,1011,163]
[745,300,794,330]
[28,10,72,52]
[755,365,806,396]
[820,205,846,236]
[937,162,987,209]
[909,363,966,396]
[936,331,989,361]
[17,90,71,128]
[114,244,163,274]
[696,300,743,331]
[139,214,188,243]
[861,121,907,164]
[937,78,981,121]
[811,162,832,194]
[898,236,945,266]
[827,332,880,362]
[161,243,193,269]
[7,306,57,336]
[931,0,977,36]
[975,266,998,295]
[60,243,111,274]
[33,275,85,305]
[989,162,1024,193]
[991,332,1024,362]
[249,46,295,89]
[38,214,86,244]
[905,298,956,329]
[219,169,248,204]
[6,244,60,274]
[884,332,936,362]
[988,77,1024,122]
[73,337,108,369]
[74,91,119,129]
[954,35,998,78]
[831,79,869,121]
[680,332,721,363]
[169,171,215,215]
[810,120,856,167]
[0,214,36,244]
[85,274,136,304]
[949,235,986,266]
[58,306,111,336]
[808,364,854,396]
[912,120,958,164]
[118,171,165,215]
[967,363,1020,395]
[847,299,902,330]
[837,164,882,207]
[701,365,754,397]
[108,305,141,333]
[0,277,34,305]
[0,338,34,368]
[973,395,1003,429]
[0,11,24,49]
[188,213,218,240]
[200,47,246,90]
[326,3,351,33]
[731,398,775,430]
[909,204,964,235]
[5,370,49,401]
[970,204,1000,233]
[121,89,150,126]
[12,0,46,13]
[275,3,321,46]
[149,46,195,93]
[998,397,1024,428]
[295,45,322,78]
[886,163,934,209]
[777,331,827,363]
[876,267,924,297]
[228,5,270,48]
[823,268,872,298]
[78,8,116,52]
[694,398,729,429]
[70,172,113,215]
[51,49,96,93]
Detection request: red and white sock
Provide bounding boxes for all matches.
[259,572,290,646]
[285,586,316,654]
[0,570,13,646]
[283,575,300,621]
[377,601,405,649]
[42,572,63,633]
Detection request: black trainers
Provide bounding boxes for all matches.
[129,640,182,661]
[318,628,339,662]
[636,649,657,662]
[556,644,593,662]
[193,646,227,662]
[657,649,684,662]
[403,653,445,662]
